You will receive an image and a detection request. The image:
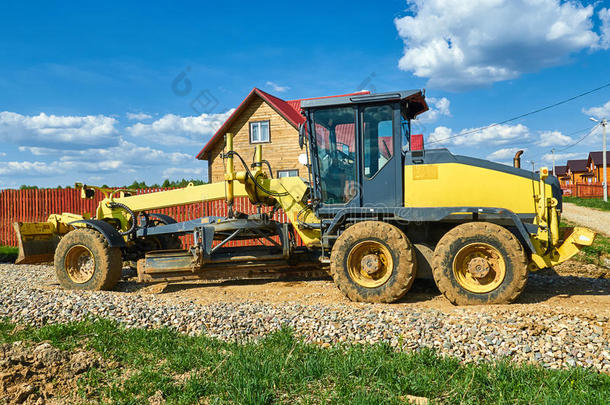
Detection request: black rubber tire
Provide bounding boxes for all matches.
[54,228,123,291]
[432,222,528,305]
[330,221,416,303]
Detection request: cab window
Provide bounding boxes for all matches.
[312,107,357,204]
[362,105,393,178]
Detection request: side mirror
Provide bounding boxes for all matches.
[298,123,306,149]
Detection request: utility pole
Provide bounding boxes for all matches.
[603,119,608,202]
[590,117,608,202]
[551,148,556,176]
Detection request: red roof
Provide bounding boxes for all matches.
[588,151,610,165]
[566,159,589,173]
[555,165,568,176]
[196,88,370,160]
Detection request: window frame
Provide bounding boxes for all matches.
[249,120,271,144]
[361,104,395,180]
[311,106,359,206]
[277,169,299,178]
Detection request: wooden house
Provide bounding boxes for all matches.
[554,165,570,186]
[566,159,595,184]
[586,151,610,184]
[196,88,369,182]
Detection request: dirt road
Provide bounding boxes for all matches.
[127,261,609,319]
[562,203,610,237]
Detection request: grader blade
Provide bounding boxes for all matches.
[13,222,59,264]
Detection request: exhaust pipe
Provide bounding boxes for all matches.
[513,150,524,168]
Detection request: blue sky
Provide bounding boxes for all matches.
[1,0,610,188]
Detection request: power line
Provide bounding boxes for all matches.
[496,125,593,149]
[556,124,599,152]
[427,82,610,145]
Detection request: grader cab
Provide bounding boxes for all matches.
[14,90,595,305]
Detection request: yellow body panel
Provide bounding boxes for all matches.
[404,163,550,215]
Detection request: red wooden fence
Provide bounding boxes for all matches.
[0,188,293,248]
[561,183,604,198]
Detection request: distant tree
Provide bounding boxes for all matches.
[128,180,148,189]
[19,185,38,190]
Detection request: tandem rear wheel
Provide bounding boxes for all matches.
[432,222,528,305]
[330,221,417,303]
[54,228,123,291]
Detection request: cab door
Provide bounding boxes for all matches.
[359,103,402,207]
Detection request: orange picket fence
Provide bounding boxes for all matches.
[0,188,294,248]
[561,183,604,198]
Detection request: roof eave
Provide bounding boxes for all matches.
[196,88,304,160]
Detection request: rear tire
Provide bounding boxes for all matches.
[54,228,123,291]
[330,221,416,303]
[432,222,527,305]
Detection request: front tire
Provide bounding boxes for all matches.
[432,222,527,305]
[330,221,416,303]
[54,228,123,291]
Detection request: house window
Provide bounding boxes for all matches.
[250,121,270,143]
[277,169,299,178]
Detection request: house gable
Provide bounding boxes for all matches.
[197,88,305,161]
[200,88,371,182]
[206,94,302,183]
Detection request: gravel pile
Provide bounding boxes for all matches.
[0,264,608,372]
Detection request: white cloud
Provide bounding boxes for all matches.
[599,8,610,49]
[19,139,192,167]
[541,152,581,164]
[0,159,126,178]
[265,81,290,93]
[4,139,198,180]
[127,110,234,146]
[0,161,63,176]
[428,123,530,146]
[126,112,152,120]
[0,152,5,157]
[395,0,601,90]
[416,97,451,123]
[486,147,525,161]
[536,130,573,147]
[162,167,205,179]
[0,111,118,148]
[18,146,56,155]
[583,101,610,120]
[427,126,453,145]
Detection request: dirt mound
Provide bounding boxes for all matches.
[554,260,610,279]
[0,341,103,404]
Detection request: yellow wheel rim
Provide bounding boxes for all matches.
[65,245,95,284]
[453,243,506,293]
[347,241,393,288]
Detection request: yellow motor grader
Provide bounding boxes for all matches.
[14,90,595,305]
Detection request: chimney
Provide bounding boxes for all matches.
[513,150,524,168]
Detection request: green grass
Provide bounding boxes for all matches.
[563,196,610,212]
[0,245,17,262]
[561,221,610,266]
[1,319,608,404]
